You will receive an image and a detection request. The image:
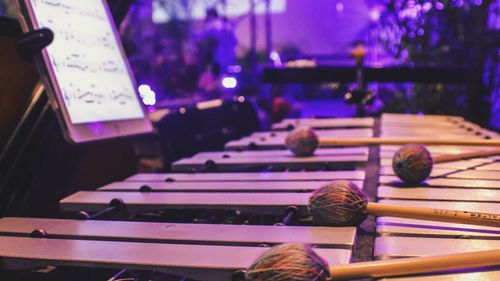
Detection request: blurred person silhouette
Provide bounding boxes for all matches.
[196,7,237,96]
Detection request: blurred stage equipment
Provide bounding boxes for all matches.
[344,43,376,116]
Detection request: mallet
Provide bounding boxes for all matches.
[308,181,500,228]
[246,243,500,281]
[393,143,500,184]
[285,126,500,157]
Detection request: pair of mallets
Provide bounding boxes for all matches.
[243,181,500,281]
[286,128,500,227]
[285,126,500,184]
[245,180,499,280]
[242,181,499,280]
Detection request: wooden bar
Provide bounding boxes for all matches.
[377,216,500,239]
[377,186,500,202]
[125,171,365,182]
[0,217,356,248]
[376,200,500,238]
[60,191,312,215]
[238,131,373,143]
[272,118,374,130]
[476,162,500,171]
[448,170,500,180]
[380,158,493,170]
[193,147,369,159]
[374,236,500,259]
[171,154,366,172]
[97,180,364,192]
[0,236,351,281]
[250,128,373,139]
[379,176,500,189]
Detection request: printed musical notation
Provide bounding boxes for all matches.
[31,0,145,124]
[62,85,136,106]
[51,56,121,74]
[58,30,113,49]
[33,0,106,21]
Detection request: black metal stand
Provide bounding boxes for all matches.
[0,27,53,166]
[16,28,53,61]
[0,26,55,217]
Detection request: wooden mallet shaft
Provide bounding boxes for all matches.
[318,138,500,147]
[367,203,500,228]
[330,249,500,280]
[433,147,500,164]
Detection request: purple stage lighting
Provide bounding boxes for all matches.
[222,77,238,89]
[335,2,344,13]
[269,51,283,67]
[369,9,381,22]
[138,84,156,106]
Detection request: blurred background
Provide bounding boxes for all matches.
[2,0,500,130]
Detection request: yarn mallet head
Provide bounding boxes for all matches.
[246,243,500,281]
[308,180,500,228]
[392,143,433,184]
[308,180,368,226]
[246,243,330,281]
[285,127,435,182]
[285,126,319,157]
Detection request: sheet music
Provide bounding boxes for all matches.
[29,0,144,124]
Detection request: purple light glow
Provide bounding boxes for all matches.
[455,0,464,7]
[138,84,156,106]
[222,77,238,89]
[335,2,344,13]
[269,51,283,67]
[138,84,150,93]
[435,2,444,10]
[228,65,242,73]
[422,2,432,12]
[369,8,381,22]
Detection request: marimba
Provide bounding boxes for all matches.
[1,114,499,280]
